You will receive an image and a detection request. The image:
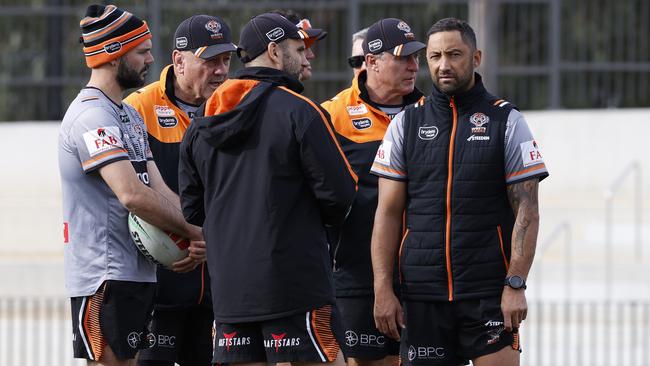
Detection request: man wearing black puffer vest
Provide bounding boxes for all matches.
[178,12,357,366]
[371,18,548,366]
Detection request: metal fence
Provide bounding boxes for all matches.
[0,0,649,121]
[1,296,648,366]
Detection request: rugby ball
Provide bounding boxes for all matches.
[128,213,189,268]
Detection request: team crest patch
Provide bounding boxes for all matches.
[418,126,439,140]
[397,21,411,32]
[469,112,489,134]
[352,118,372,130]
[205,20,223,40]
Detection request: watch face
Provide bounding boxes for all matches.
[509,276,524,288]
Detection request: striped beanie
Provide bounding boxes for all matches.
[79,4,151,68]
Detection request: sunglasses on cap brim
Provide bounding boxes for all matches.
[347,55,364,69]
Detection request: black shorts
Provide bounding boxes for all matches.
[136,304,214,365]
[213,304,344,364]
[336,296,399,359]
[70,280,155,361]
[401,297,521,365]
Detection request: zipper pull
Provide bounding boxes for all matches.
[449,96,455,108]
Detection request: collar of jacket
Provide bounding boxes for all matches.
[356,70,423,108]
[233,67,304,94]
[431,72,488,108]
[158,64,182,108]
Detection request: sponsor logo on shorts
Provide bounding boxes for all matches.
[408,345,446,361]
[345,330,386,348]
[467,134,490,141]
[485,320,503,327]
[352,117,372,130]
[146,332,176,348]
[484,320,505,345]
[418,125,439,140]
[219,331,251,351]
[345,330,358,347]
[127,332,142,349]
[264,332,301,353]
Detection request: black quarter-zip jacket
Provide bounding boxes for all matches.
[178,67,358,322]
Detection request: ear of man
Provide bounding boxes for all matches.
[172,50,185,75]
[365,53,381,72]
[473,49,482,69]
[266,41,284,69]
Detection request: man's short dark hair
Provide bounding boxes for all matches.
[427,18,477,50]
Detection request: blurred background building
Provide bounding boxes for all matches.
[0,0,649,365]
[0,0,649,121]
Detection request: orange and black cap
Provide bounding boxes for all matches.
[174,15,237,60]
[363,18,425,57]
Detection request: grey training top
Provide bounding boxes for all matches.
[58,87,156,297]
[371,108,548,183]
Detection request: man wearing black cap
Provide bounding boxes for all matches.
[321,18,424,366]
[270,9,327,81]
[178,12,358,366]
[124,14,236,366]
[59,4,204,366]
[372,18,548,366]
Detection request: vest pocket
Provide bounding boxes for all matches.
[496,225,509,273]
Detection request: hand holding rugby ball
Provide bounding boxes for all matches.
[128,213,189,268]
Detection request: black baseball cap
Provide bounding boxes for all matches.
[363,18,425,56]
[174,15,237,59]
[237,13,306,63]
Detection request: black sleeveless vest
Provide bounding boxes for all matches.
[400,74,516,301]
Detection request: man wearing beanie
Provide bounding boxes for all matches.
[178,12,357,366]
[58,4,205,365]
[321,17,424,366]
[124,14,237,366]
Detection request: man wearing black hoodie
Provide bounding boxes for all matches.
[178,13,358,366]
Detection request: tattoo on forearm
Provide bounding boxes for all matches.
[507,180,539,257]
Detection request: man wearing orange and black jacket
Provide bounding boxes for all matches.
[124,14,236,366]
[179,13,357,365]
[321,18,424,366]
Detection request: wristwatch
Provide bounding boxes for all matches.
[504,275,527,290]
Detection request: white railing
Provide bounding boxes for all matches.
[604,161,643,299]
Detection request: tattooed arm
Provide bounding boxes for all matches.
[501,178,540,331]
